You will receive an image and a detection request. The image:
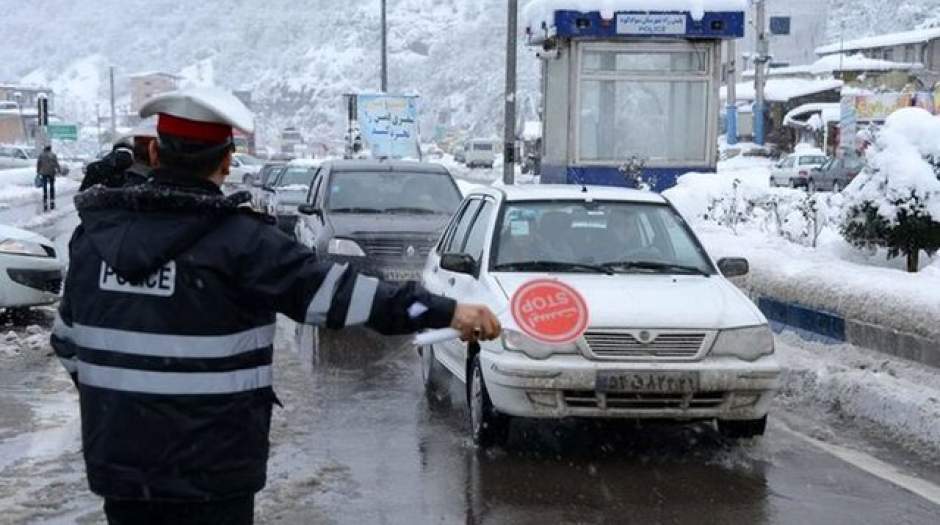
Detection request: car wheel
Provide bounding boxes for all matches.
[419,344,446,398]
[468,353,510,448]
[789,179,798,188]
[718,416,767,439]
[807,180,816,193]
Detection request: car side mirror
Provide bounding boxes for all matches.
[298,204,322,217]
[440,253,477,275]
[717,257,749,278]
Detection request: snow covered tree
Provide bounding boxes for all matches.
[841,108,940,272]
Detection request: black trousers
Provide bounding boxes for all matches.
[41,175,55,211]
[103,495,254,525]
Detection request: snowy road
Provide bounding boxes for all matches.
[1,202,939,524]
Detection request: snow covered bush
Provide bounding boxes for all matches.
[841,108,940,273]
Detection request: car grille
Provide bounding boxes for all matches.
[356,236,436,259]
[7,269,62,294]
[583,331,708,360]
[564,391,726,410]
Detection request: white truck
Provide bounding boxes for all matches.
[464,139,496,169]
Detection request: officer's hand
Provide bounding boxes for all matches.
[451,304,501,342]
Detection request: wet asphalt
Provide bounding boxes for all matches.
[255,328,940,525]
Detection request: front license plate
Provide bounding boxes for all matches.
[383,269,423,282]
[596,371,699,393]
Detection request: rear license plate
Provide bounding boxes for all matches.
[596,371,699,393]
[383,269,423,282]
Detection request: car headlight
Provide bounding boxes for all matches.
[501,329,578,360]
[0,239,51,257]
[710,325,775,361]
[328,238,366,257]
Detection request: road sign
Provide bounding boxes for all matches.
[770,17,791,36]
[47,123,79,141]
[511,279,589,344]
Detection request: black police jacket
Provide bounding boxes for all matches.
[51,168,455,502]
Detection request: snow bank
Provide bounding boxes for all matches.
[698,225,940,341]
[524,0,747,29]
[776,332,940,460]
[0,168,80,209]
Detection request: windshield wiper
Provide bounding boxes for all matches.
[493,260,614,275]
[329,207,384,214]
[383,206,442,215]
[600,260,711,277]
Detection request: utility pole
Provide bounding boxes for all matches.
[96,103,102,151]
[753,0,769,146]
[726,39,738,146]
[109,66,117,138]
[380,0,388,92]
[503,0,518,185]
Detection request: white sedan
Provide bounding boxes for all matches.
[769,152,828,188]
[0,224,65,318]
[419,185,781,447]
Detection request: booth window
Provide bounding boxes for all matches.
[576,44,713,166]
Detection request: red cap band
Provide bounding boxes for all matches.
[157,113,232,144]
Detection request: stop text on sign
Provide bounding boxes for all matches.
[511,279,589,344]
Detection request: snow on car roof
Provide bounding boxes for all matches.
[474,184,668,204]
[524,0,747,29]
[816,27,940,56]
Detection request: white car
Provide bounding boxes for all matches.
[0,145,36,170]
[419,185,781,447]
[0,224,65,316]
[464,139,496,169]
[769,152,829,188]
[229,153,264,185]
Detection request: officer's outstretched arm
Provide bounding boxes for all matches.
[240,225,458,335]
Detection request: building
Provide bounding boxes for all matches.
[815,27,940,85]
[742,53,924,91]
[0,84,54,115]
[0,84,55,144]
[129,72,180,113]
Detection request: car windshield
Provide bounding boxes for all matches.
[491,201,714,275]
[276,167,316,188]
[800,156,827,165]
[327,170,461,214]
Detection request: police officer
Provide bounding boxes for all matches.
[51,87,500,525]
[80,122,157,191]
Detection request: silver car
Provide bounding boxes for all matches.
[769,152,829,188]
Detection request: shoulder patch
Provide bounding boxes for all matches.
[100,261,176,297]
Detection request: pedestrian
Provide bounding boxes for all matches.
[50,87,500,525]
[36,144,60,211]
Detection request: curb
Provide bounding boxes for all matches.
[753,295,940,369]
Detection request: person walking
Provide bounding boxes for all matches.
[36,145,60,211]
[51,87,501,525]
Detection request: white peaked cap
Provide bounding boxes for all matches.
[140,87,255,135]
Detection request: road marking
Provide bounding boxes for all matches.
[780,423,940,508]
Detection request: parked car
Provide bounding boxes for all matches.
[419,184,781,447]
[465,139,496,169]
[269,160,321,236]
[0,145,36,170]
[769,152,828,188]
[0,224,65,320]
[807,156,865,193]
[294,160,463,356]
[453,144,467,164]
[251,162,287,215]
[229,152,264,185]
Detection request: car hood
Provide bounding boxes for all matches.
[491,273,765,330]
[328,213,451,236]
[0,224,52,246]
[275,187,309,205]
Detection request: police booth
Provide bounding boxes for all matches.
[525,1,745,191]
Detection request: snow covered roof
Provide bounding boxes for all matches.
[784,103,841,128]
[722,78,843,104]
[742,54,923,79]
[816,27,940,56]
[128,71,181,79]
